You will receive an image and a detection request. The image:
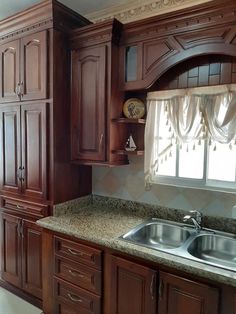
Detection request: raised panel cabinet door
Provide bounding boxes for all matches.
[22,219,42,299]
[71,46,106,162]
[21,103,48,200]
[158,271,219,314]
[0,105,21,195]
[107,255,157,314]
[1,212,21,288]
[0,40,20,103]
[20,31,47,101]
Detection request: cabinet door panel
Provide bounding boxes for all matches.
[22,219,42,299]
[1,212,21,288]
[0,40,20,103]
[107,255,156,314]
[0,105,21,194]
[21,103,47,200]
[20,31,47,101]
[71,46,106,162]
[158,271,219,314]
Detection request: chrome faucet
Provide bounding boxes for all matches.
[183,210,202,232]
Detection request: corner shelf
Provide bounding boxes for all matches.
[112,149,144,156]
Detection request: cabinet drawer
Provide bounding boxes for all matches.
[54,278,101,314]
[54,256,101,295]
[1,196,48,218]
[54,236,102,270]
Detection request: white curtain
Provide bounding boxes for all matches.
[144,84,236,187]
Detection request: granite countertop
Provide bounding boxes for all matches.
[37,197,236,288]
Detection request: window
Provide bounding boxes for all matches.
[144,86,236,192]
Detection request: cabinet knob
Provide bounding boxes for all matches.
[20,81,24,98]
[15,83,21,98]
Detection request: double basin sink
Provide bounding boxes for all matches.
[120,218,236,271]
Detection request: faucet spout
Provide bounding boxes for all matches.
[183,210,202,232]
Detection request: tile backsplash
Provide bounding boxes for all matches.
[92,156,236,218]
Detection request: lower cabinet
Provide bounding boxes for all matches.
[106,255,157,314]
[158,271,219,314]
[42,230,236,314]
[1,212,42,299]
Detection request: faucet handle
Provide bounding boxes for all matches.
[190,210,202,223]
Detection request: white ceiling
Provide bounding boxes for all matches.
[0,0,128,20]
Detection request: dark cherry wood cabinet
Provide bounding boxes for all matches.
[0,103,48,201]
[1,212,22,289]
[1,212,42,299]
[70,19,128,166]
[71,46,106,162]
[158,271,219,314]
[0,31,47,103]
[22,219,42,299]
[0,40,20,103]
[0,0,91,307]
[105,255,157,314]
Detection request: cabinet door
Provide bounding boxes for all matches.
[1,212,21,288]
[0,105,21,195]
[22,219,42,299]
[0,40,20,103]
[20,31,47,101]
[21,103,47,200]
[71,46,106,162]
[158,271,219,314]
[107,255,156,314]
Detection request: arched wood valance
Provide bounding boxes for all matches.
[120,0,236,91]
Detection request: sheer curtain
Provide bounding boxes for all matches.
[144,84,236,188]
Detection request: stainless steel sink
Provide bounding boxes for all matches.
[187,234,236,269]
[120,218,236,272]
[121,219,192,249]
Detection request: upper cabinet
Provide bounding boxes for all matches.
[70,19,129,166]
[0,31,47,103]
[71,46,106,162]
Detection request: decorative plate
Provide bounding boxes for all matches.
[123,98,145,119]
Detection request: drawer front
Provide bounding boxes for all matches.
[1,196,48,218]
[54,278,101,314]
[54,236,102,270]
[55,256,101,295]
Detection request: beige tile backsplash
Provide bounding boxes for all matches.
[93,156,236,218]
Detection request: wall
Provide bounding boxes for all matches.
[93,156,236,218]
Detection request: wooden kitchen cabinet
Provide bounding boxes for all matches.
[71,46,106,162]
[0,1,92,306]
[0,103,48,201]
[0,31,47,103]
[158,271,219,314]
[70,19,128,166]
[1,212,42,299]
[106,255,157,314]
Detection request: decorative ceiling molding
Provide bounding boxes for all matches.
[85,0,213,24]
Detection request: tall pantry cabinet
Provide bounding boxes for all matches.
[0,0,91,306]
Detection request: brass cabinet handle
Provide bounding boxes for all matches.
[68,269,84,278]
[15,83,21,98]
[67,293,82,303]
[68,248,83,256]
[16,204,25,210]
[99,133,104,147]
[159,278,164,300]
[150,274,156,300]
[20,81,24,98]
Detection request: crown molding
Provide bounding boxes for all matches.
[85,0,213,24]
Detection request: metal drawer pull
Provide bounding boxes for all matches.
[68,269,84,278]
[68,248,83,256]
[67,293,82,303]
[17,204,25,210]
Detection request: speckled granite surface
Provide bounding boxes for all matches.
[38,195,236,288]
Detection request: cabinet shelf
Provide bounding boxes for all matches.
[112,118,146,124]
[112,149,144,156]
